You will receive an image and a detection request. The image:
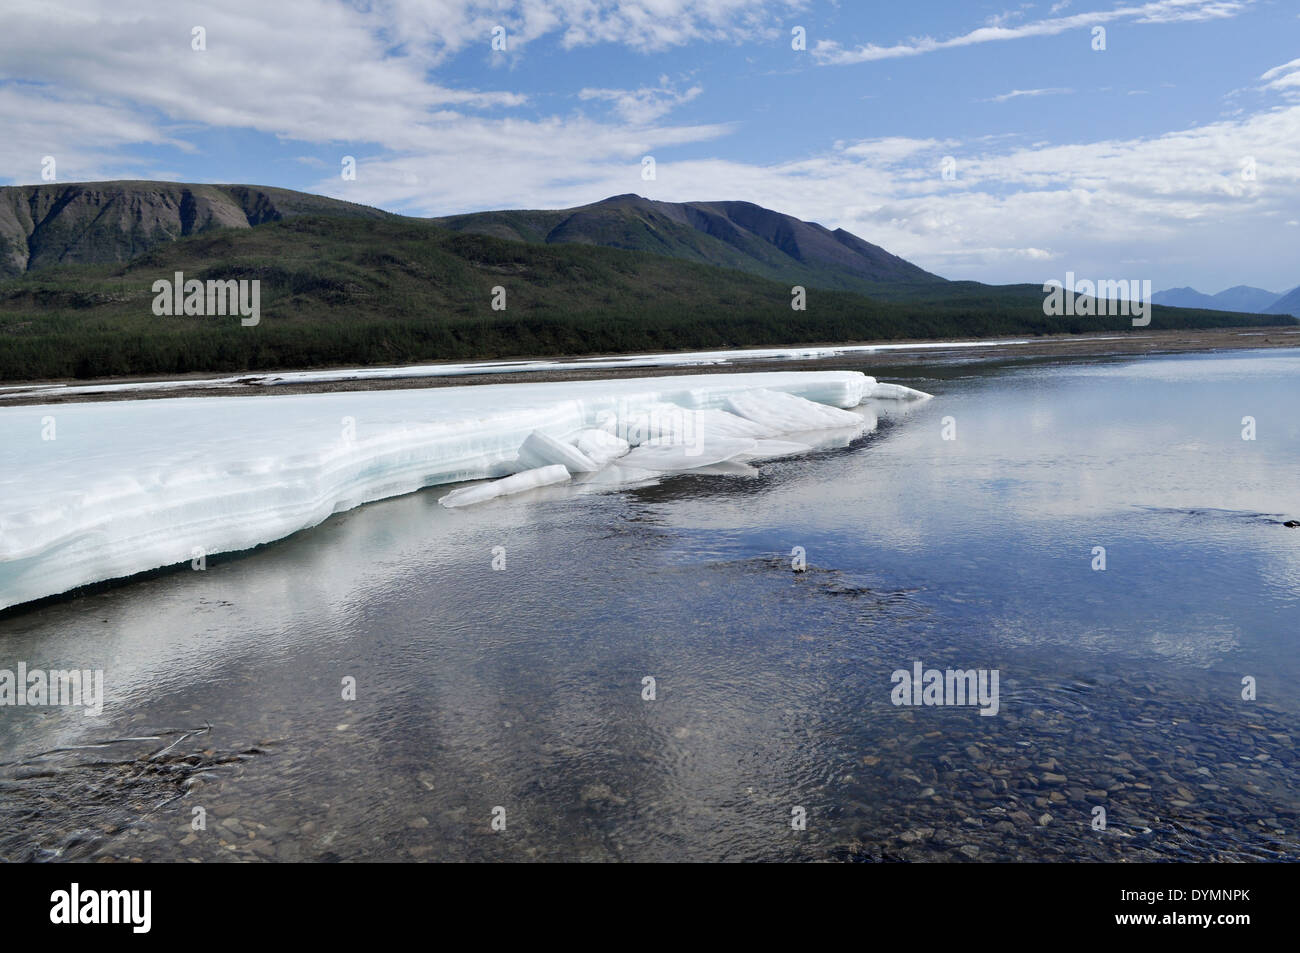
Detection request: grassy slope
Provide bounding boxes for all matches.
[1,214,1292,381]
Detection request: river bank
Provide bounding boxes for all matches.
[4,326,1298,406]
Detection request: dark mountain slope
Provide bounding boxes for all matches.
[0,181,391,279]
[434,193,945,297]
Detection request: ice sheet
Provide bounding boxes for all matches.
[0,370,926,608]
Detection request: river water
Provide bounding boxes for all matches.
[1,347,1296,862]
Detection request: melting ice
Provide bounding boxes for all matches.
[0,371,928,609]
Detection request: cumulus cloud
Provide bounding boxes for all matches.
[1,1,1294,289]
[319,95,1295,287]
[0,0,790,181]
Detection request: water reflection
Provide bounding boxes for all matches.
[1,349,1297,861]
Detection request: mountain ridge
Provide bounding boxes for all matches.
[0,182,942,298]
[433,192,946,298]
[1265,284,1300,317]
[0,181,391,279]
[6,182,1291,317]
[1152,284,1291,315]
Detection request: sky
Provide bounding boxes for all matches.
[2,0,1298,292]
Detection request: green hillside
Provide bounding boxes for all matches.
[1,213,1290,381]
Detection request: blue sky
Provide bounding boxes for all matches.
[3,0,1298,291]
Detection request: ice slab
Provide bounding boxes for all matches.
[571,429,630,466]
[726,389,868,432]
[516,430,600,473]
[438,465,570,508]
[867,382,932,401]
[688,461,760,477]
[622,404,771,443]
[0,370,920,608]
[619,436,759,472]
[739,439,815,460]
[572,464,661,487]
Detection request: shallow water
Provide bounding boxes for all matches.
[1,348,1297,862]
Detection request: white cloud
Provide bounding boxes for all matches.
[578,82,704,125]
[374,0,800,57]
[2,1,1295,291]
[814,0,1253,66]
[838,137,959,163]
[985,87,1075,103]
[304,93,1297,289]
[1260,58,1300,97]
[0,0,794,183]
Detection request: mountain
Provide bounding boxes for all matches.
[0,181,1292,381]
[1153,285,1282,313]
[1211,285,1284,312]
[1,212,1291,382]
[0,183,943,297]
[434,193,946,297]
[1152,287,1214,309]
[1265,285,1300,317]
[0,181,391,279]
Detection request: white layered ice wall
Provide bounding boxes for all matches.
[0,371,927,609]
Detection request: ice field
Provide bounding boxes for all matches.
[0,371,928,609]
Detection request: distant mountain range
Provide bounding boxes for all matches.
[1153,284,1298,316]
[1269,286,1300,317]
